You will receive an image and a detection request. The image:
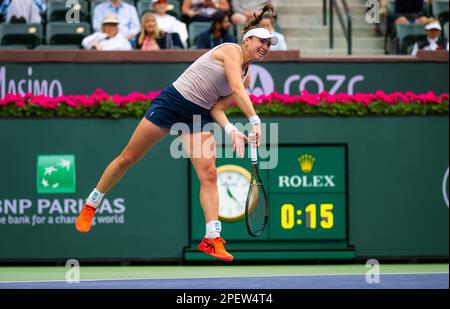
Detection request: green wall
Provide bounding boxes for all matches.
[0,116,448,261]
[0,119,188,260]
[1,62,448,98]
[272,116,449,257]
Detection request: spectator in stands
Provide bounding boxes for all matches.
[0,0,46,23]
[150,0,177,30]
[134,12,183,50]
[411,18,449,55]
[372,0,388,36]
[150,0,189,49]
[231,0,271,26]
[258,12,287,51]
[181,0,230,25]
[196,10,235,49]
[82,15,132,51]
[394,0,429,25]
[93,0,140,41]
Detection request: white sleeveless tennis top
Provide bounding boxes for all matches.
[172,43,249,110]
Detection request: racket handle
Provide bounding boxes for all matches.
[250,143,258,163]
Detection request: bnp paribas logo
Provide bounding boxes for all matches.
[298,154,316,173]
[37,155,76,194]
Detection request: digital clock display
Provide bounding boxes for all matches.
[269,194,346,240]
[281,203,334,229]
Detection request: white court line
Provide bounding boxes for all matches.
[0,272,448,284]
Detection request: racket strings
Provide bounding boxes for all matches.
[247,183,267,235]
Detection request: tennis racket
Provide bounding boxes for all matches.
[245,143,269,237]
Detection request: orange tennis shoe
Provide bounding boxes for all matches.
[198,237,234,262]
[75,204,97,233]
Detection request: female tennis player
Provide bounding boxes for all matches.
[75,4,278,262]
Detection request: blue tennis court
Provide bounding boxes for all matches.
[0,265,447,289]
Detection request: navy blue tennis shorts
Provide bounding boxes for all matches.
[144,84,213,132]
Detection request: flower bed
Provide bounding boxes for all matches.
[0,90,448,118]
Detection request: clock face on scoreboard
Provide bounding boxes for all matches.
[216,164,253,222]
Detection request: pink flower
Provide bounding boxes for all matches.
[0,90,447,112]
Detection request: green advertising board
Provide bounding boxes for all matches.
[0,62,448,98]
[185,145,354,261]
[0,116,447,262]
[0,119,189,260]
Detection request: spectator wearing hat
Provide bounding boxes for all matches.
[82,15,132,51]
[181,0,230,25]
[0,0,46,23]
[196,10,235,49]
[151,0,177,30]
[258,12,287,51]
[93,0,140,41]
[411,18,449,55]
[150,0,189,48]
[134,12,184,50]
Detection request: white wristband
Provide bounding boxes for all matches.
[249,115,261,125]
[224,123,237,136]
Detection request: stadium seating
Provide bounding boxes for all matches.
[387,0,395,15]
[444,22,449,40]
[91,0,136,12]
[47,0,89,22]
[387,0,431,16]
[188,21,210,48]
[0,0,280,51]
[46,22,91,45]
[0,24,43,48]
[136,0,181,19]
[35,44,81,50]
[167,0,181,19]
[384,1,433,54]
[136,0,152,16]
[395,24,427,54]
[0,45,28,50]
[235,23,244,43]
[432,0,450,25]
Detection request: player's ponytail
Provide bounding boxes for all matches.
[241,4,275,35]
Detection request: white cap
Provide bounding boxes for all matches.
[425,21,442,31]
[242,27,278,46]
[102,15,119,24]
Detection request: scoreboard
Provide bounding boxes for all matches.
[185,145,355,261]
[268,147,347,241]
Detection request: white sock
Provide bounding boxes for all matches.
[205,220,221,239]
[85,188,104,208]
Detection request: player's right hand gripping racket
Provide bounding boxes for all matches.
[245,143,269,237]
